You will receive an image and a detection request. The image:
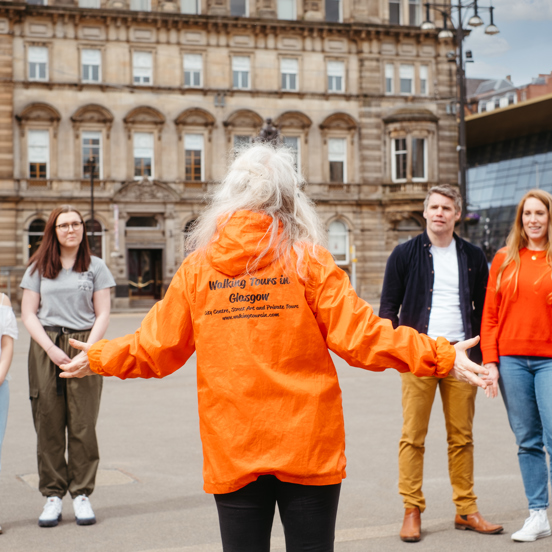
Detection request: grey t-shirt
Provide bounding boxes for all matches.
[21,256,116,330]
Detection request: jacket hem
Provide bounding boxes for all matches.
[203,470,346,494]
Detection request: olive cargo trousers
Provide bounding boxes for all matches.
[398,372,478,515]
[29,331,102,499]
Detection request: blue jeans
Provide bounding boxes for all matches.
[499,356,552,510]
[0,379,9,473]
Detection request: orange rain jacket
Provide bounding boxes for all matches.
[89,211,455,494]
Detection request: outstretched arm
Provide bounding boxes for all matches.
[60,266,195,379]
[307,249,487,387]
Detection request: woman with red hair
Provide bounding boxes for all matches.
[482,189,552,543]
[21,205,115,529]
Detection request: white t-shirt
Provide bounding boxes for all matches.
[0,293,18,383]
[427,240,465,342]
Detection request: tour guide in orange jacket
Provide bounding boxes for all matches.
[60,144,487,552]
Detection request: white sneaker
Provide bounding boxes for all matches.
[512,509,551,542]
[38,496,62,528]
[73,495,96,526]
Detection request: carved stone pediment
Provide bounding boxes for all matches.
[275,111,313,130]
[16,102,61,124]
[71,104,114,125]
[175,108,216,128]
[383,108,439,124]
[319,112,358,131]
[124,106,166,126]
[223,109,264,130]
[114,178,179,203]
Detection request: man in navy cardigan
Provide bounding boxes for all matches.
[380,185,502,542]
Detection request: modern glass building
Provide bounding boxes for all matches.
[465,93,552,260]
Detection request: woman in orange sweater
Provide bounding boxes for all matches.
[482,189,552,543]
[59,144,486,552]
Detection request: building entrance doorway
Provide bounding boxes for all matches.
[128,249,163,300]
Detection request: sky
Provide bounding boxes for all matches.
[461,0,552,87]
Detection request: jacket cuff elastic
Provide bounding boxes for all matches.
[88,339,110,376]
[434,336,456,378]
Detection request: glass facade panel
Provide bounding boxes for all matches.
[467,130,552,259]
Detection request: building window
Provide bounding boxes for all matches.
[133,132,154,179]
[82,131,101,179]
[78,0,100,7]
[27,0,47,4]
[392,138,407,181]
[181,0,200,13]
[281,58,298,91]
[184,134,204,181]
[230,0,248,16]
[232,56,250,89]
[233,135,253,149]
[86,219,103,258]
[399,64,414,94]
[328,220,349,264]
[130,0,151,10]
[385,63,394,94]
[412,138,426,180]
[326,0,342,22]
[409,0,421,25]
[28,130,49,179]
[328,138,346,183]
[278,0,295,19]
[81,49,101,83]
[283,136,300,172]
[420,65,428,95]
[28,219,46,257]
[389,0,401,24]
[391,137,427,182]
[494,98,500,109]
[183,54,202,87]
[508,93,515,105]
[327,61,345,93]
[133,51,153,85]
[28,46,48,82]
[182,219,197,257]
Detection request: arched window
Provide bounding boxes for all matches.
[28,218,46,258]
[86,219,104,258]
[182,219,197,257]
[328,220,349,265]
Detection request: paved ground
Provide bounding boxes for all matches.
[1,312,550,551]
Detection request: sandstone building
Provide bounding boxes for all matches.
[0,0,458,307]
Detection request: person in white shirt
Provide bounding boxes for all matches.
[379,185,502,542]
[0,292,18,535]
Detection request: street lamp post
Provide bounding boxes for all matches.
[87,156,96,254]
[421,1,499,236]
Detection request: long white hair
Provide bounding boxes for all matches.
[186,142,326,276]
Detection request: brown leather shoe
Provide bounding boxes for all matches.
[400,507,421,542]
[454,512,503,534]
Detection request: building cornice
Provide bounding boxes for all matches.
[1,3,440,42]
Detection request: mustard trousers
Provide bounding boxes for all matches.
[398,372,478,515]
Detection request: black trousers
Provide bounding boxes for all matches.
[214,475,341,552]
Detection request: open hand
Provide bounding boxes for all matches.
[59,339,95,378]
[449,337,488,389]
